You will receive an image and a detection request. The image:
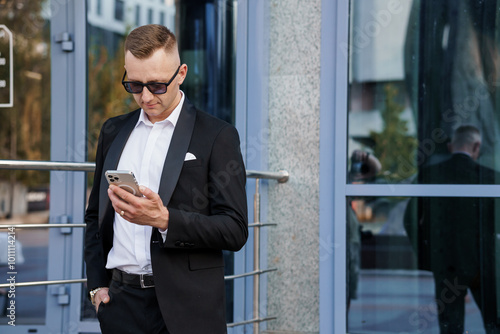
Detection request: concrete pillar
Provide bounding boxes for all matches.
[265,0,322,333]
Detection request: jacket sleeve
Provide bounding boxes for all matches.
[84,121,112,291]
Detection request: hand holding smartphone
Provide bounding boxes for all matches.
[105,170,143,196]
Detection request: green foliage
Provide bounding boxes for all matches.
[370,84,418,182]
[0,2,136,188]
[0,1,51,186]
[87,40,136,163]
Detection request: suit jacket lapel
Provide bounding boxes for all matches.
[158,99,196,205]
[98,111,140,227]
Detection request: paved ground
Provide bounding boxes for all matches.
[349,270,486,334]
[0,212,51,325]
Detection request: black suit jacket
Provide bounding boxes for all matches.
[85,98,248,333]
[404,153,497,276]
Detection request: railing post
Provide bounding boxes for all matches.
[253,178,261,334]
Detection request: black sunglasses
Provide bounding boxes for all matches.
[121,65,181,94]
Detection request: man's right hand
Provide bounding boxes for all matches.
[94,287,110,312]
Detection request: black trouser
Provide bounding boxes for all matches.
[97,279,169,334]
[434,274,500,334]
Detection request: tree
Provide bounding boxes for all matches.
[370,84,418,182]
[87,29,136,163]
[0,0,51,186]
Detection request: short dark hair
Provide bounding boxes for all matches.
[124,24,177,59]
[451,125,481,147]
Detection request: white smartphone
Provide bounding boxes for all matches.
[105,170,143,196]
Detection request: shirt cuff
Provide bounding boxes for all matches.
[158,228,168,242]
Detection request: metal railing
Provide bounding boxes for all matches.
[0,159,288,333]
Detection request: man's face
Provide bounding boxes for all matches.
[124,48,187,123]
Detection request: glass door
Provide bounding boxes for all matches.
[0,1,52,331]
[346,0,500,333]
[0,0,90,333]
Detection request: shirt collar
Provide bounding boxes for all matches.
[135,91,185,128]
[452,151,472,158]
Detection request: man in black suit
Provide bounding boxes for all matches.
[404,125,499,333]
[84,24,248,334]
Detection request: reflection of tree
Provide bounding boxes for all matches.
[370,84,418,182]
[87,41,136,163]
[0,1,50,186]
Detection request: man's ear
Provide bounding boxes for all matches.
[178,64,188,85]
[473,142,481,155]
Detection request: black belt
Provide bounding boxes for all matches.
[112,269,155,288]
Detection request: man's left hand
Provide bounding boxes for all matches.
[108,184,169,230]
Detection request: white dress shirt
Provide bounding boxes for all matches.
[106,93,185,274]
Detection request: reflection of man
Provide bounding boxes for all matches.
[404,0,500,169]
[349,150,382,183]
[348,150,380,308]
[84,25,248,334]
[404,125,499,333]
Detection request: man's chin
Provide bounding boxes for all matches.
[143,108,170,122]
[143,108,161,117]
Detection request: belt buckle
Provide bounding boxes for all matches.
[140,274,154,288]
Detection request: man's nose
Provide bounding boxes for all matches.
[141,86,155,101]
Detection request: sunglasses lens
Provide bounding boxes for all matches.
[147,83,167,94]
[124,82,143,94]
[123,82,168,94]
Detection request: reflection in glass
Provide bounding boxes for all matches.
[418,125,498,185]
[348,195,499,333]
[405,0,500,172]
[404,195,498,333]
[178,0,237,124]
[0,1,50,326]
[347,0,500,332]
[348,0,417,184]
[348,0,500,184]
[403,125,499,333]
[0,227,49,325]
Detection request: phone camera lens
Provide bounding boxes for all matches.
[107,175,119,182]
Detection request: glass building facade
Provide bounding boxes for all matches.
[1,0,500,333]
[346,1,500,333]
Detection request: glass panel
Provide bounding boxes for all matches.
[84,0,238,322]
[348,0,500,184]
[178,0,237,123]
[0,1,51,325]
[0,221,49,325]
[347,195,500,333]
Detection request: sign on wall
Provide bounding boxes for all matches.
[0,25,13,108]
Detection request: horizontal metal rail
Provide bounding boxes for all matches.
[246,169,289,183]
[0,160,289,182]
[224,268,277,281]
[248,222,277,228]
[0,224,276,229]
[0,278,86,288]
[227,316,277,328]
[0,277,277,329]
[0,160,96,172]
[0,159,284,331]
[0,224,86,229]
[0,268,277,289]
